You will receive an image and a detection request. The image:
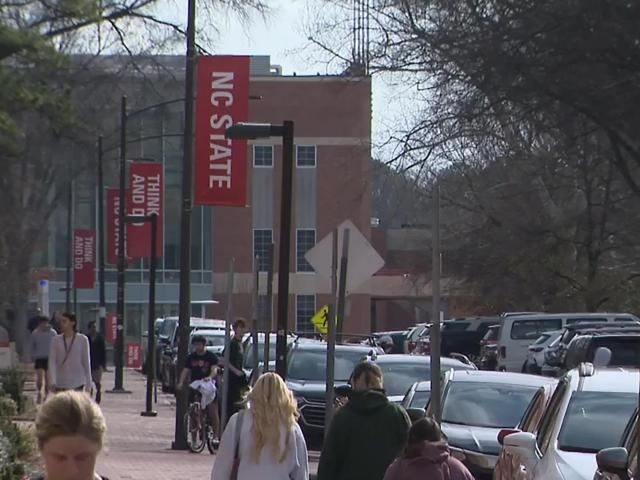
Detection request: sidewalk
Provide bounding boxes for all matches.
[96,369,319,480]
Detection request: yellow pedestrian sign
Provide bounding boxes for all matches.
[311,305,334,335]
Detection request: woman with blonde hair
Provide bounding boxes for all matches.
[33,390,108,480]
[212,372,309,480]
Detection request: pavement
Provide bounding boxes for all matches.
[94,369,319,480]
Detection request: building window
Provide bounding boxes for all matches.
[253,229,273,271]
[254,145,273,167]
[296,295,316,334]
[296,145,316,167]
[296,229,316,272]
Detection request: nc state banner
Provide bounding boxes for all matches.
[73,229,95,289]
[194,55,250,206]
[106,188,130,265]
[127,162,163,258]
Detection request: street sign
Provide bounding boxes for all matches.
[305,220,385,293]
[38,279,50,317]
[311,305,332,335]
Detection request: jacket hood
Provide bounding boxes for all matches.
[346,389,389,414]
[404,441,450,465]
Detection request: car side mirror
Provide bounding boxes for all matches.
[498,428,520,445]
[406,407,426,423]
[503,432,538,460]
[596,447,630,479]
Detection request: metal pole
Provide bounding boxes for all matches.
[173,0,197,450]
[142,214,158,417]
[65,179,72,312]
[430,181,442,423]
[324,228,339,433]
[263,243,274,370]
[275,121,295,379]
[113,95,128,392]
[97,136,107,335]
[336,229,350,344]
[221,258,235,429]
[252,257,259,381]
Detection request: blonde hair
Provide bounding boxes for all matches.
[35,391,106,450]
[246,372,298,463]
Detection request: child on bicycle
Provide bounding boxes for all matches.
[177,334,220,444]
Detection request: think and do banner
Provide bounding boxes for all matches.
[73,229,95,289]
[127,162,164,258]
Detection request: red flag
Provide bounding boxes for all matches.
[106,313,117,344]
[106,188,130,265]
[126,343,141,369]
[194,55,250,206]
[127,162,164,258]
[73,229,95,289]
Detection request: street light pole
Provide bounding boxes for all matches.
[97,136,107,335]
[430,180,442,423]
[65,178,73,312]
[173,0,197,450]
[140,213,158,418]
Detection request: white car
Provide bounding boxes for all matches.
[524,330,562,374]
[501,364,639,480]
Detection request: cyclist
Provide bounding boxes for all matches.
[177,334,220,444]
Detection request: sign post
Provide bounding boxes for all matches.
[38,280,50,318]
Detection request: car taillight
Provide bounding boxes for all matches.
[500,346,506,358]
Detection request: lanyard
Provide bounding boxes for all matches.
[62,334,76,364]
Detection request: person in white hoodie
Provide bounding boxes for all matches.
[212,372,309,480]
[48,312,92,393]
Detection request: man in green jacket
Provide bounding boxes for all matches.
[317,361,411,480]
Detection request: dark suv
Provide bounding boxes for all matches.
[286,339,381,440]
[564,329,640,370]
[439,317,499,358]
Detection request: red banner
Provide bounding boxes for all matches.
[73,229,95,289]
[127,343,142,369]
[194,55,250,207]
[106,188,131,265]
[106,313,117,344]
[127,162,163,258]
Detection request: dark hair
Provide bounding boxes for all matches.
[408,417,443,444]
[191,335,207,345]
[62,312,77,331]
[37,316,49,325]
[88,320,96,329]
[233,318,247,329]
[350,361,383,387]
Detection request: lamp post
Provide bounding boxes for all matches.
[430,180,442,423]
[226,121,295,379]
[97,136,106,335]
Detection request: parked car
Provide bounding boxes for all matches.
[594,409,638,480]
[401,380,431,411]
[501,365,639,480]
[141,318,165,374]
[479,324,500,370]
[371,354,476,403]
[287,339,382,440]
[494,380,559,480]
[425,370,554,480]
[564,329,640,371]
[242,332,296,376]
[496,313,639,372]
[523,330,563,374]
[421,317,499,359]
[372,330,408,353]
[404,323,430,353]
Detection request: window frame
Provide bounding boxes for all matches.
[510,318,563,340]
[295,294,317,334]
[252,228,273,272]
[296,145,317,168]
[296,228,316,273]
[536,380,568,456]
[253,144,274,168]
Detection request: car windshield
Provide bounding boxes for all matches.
[589,337,640,367]
[533,334,551,346]
[558,392,636,453]
[159,319,176,339]
[378,363,430,397]
[410,390,431,409]
[202,335,225,347]
[484,327,500,342]
[442,382,538,428]
[287,348,369,381]
[443,322,470,332]
[244,341,277,368]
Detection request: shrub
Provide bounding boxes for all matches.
[0,420,34,480]
[0,399,16,419]
[0,370,25,414]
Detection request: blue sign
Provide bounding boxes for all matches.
[39,279,48,288]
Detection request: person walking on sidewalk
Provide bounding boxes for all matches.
[87,320,107,404]
[222,318,248,420]
[48,312,92,393]
[212,372,309,480]
[33,390,109,480]
[31,316,56,404]
[317,362,411,480]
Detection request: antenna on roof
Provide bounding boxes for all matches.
[345,0,370,76]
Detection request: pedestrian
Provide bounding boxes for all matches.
[383,417,475,480]
[211,372,309,480]
[33,390,109,480]
[87,320,107,404]
[48,312,92,394]
[222,318,248,420]
[30,316,56,404]
[317,361,411,480]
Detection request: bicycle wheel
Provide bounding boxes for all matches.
[205,422,218,454]
[184,404,206,453]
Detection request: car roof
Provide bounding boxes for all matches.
[449,370,556,387]
[291,339,377,353]
[191,329,226,336]
[374,354,470,368]
[570,367,640,393]
[509,313,638,321]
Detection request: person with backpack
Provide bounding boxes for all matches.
[317,362,411,480]
[383,417,475,480]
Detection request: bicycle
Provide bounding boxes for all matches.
[184,391,218,454]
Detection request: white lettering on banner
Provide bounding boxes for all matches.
[208,71,234,191]
[74,237,84,269]
[146,174,161,216]
[83,237,94,263]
